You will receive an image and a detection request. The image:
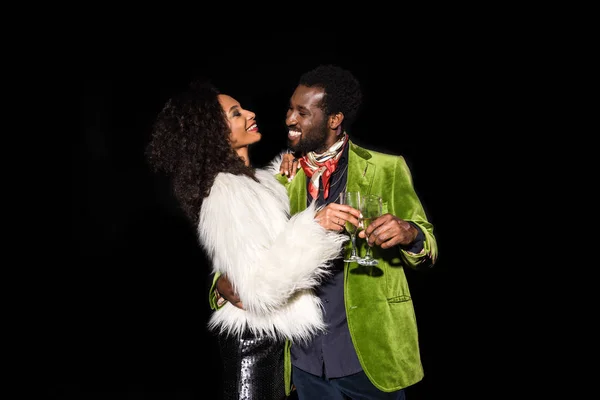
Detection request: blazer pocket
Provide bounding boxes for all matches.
[388,295,411,303]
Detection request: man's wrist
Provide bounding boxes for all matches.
[403,222,425,253]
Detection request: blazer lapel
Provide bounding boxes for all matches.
[347,141,375,196]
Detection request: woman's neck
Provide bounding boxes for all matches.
[236,147,251,166]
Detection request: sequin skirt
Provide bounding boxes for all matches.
[218,331,287,400]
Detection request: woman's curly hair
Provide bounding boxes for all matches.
[298,64,363,131]
[146,80,257,225]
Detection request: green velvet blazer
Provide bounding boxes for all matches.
[274,140,438,392]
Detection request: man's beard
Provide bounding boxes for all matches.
[288,124,329,155]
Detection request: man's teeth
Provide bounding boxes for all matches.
[289,130,301,138]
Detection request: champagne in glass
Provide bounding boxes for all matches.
[339,191,361,262]
[361,217,373,231]
[358,194,382,266]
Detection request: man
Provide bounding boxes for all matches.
[211,64,438,399]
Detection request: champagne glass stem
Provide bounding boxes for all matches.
[341,190,362,263]
[360,236,376,265]
[364,240,372,260]
[344,231,360,262]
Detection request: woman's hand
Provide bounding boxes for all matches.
[279,153,301,180]
[315,203,361,232]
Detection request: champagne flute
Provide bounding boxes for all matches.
[358,194,382,266]
[339,191,362,263]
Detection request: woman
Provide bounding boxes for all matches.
[146,80,346,399]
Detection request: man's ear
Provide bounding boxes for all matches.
[329,112,344,130]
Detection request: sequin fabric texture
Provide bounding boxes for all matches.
[218,332,286,400]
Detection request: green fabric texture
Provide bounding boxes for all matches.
[284,339,292,396]
[208,271,222,310]
[280,141,438,391]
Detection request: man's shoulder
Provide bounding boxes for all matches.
[349,141,405,165]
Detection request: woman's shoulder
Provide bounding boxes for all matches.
[210,170,282,198]
[202,170,289,220]
[213,171,248,185]
[208,172,256,200]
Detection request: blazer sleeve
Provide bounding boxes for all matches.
[391,157,438,269]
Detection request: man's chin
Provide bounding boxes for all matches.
[287,140,299,151]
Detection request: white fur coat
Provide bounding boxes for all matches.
[198,155,346,343]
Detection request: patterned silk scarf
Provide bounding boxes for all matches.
[299,133,349,200]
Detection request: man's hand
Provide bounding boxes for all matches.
[216,274,244,309]
[279,153,301,180]
[358,214,418,249]
[315,203,361,233]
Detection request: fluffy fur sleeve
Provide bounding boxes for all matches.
[198,171,346,316]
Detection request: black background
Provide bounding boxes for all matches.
[66,31,496,399]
